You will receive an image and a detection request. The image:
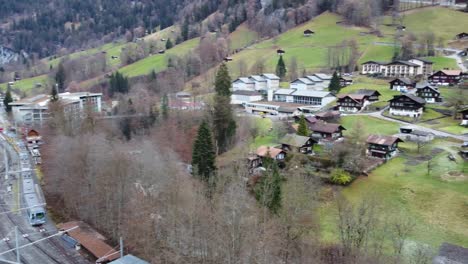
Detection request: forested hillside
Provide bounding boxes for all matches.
[0,0,396,59]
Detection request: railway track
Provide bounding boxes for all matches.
[0,137,85,264]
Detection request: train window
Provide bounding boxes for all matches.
[36,213,45,219]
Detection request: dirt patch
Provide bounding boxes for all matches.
[441,171,468,182]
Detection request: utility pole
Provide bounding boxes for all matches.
[119,237,124,259]
[15,226,20,264]
[4,148,8,180]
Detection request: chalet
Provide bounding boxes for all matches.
[231,90,263,105]
[433,243,468,264]
[429,70,463,85]
[455,32,468,40]
[277,49,285,55]
[314,111,341,122]
[309,122,346,141]
[336,94,368,113]
[256,146,286,162]
[459,108,468,126]
[356,89,381,102]
[415,82,442,103]
[280,134,316,154]
[232,77,255,91]
[388,94,426,118]
[290,78,315,90]
[303,29,314,36]
[389,77,415,92]
[366,135,403,160]
[339,77,353,87]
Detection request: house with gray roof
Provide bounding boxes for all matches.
[280,133,316,154]
[232,77,255,91]
[290,78,315,90]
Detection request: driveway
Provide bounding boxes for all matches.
[356,110,468,141]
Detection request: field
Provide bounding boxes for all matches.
[319,138,468,249]
[0,74,50,93]
[228,24,259,52]
[402,7,468,45]
[119,38,199,77]
[423,56,459,71]
[339,76,398,101]
[358,45,395,64]
[251,117,281,148]
[340,115,400,136]
[225,12,380,77]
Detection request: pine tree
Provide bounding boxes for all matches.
[214,63,232,96]
[181,19,189,41]
[161,94,169,119]
[55,62,66,92]
[165,38,173,49]
[254,156,282,214]
[3,85,13,112]
[192,120,216,184]
[109,72,130,97]
[328,71,341,93]
[297,115,309,136]
[275,55,287,80]
[50,85,59,102]
[213,64,236,153]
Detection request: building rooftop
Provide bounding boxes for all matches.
[313,73,333,80]
[390,77,413,85]
[249,75,266,82]
[274,89,296,95]
[280,133,313,147]
[109,255,150,264]
[292,90,334,98]
[256,146,284,158]
[292,78,314,85]
[305,75,322,82]
[234,77,255,84]
[261,73,280,80]
[440,69,462,76]
[366,135,402,146]
[310,121,345,134]
[356,89,381,96]
[232,90,262,96]
[390,94,426,104]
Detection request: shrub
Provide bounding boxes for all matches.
[330,168,353,185]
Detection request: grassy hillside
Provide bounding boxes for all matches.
[225,12,380,77]
[402,7,468,44]
[423,56,459,70]
[228,24,259,51]
[119,38,199,77]
[0,74,50,93]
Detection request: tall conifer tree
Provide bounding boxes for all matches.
[275,55,287,79]
[328,71,341,93]
[297,115,309,136]
[192,120,216,184]
[213,63,236,153]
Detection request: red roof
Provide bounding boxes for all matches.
[256,146,284,158]
[310,121,345,134]
[58,221,119,262]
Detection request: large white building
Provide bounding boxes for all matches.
[361,59,433,77]
[9,92,102,125]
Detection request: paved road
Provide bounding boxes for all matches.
[355,109,468,141]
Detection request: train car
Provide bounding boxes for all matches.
[22,178,46,226]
